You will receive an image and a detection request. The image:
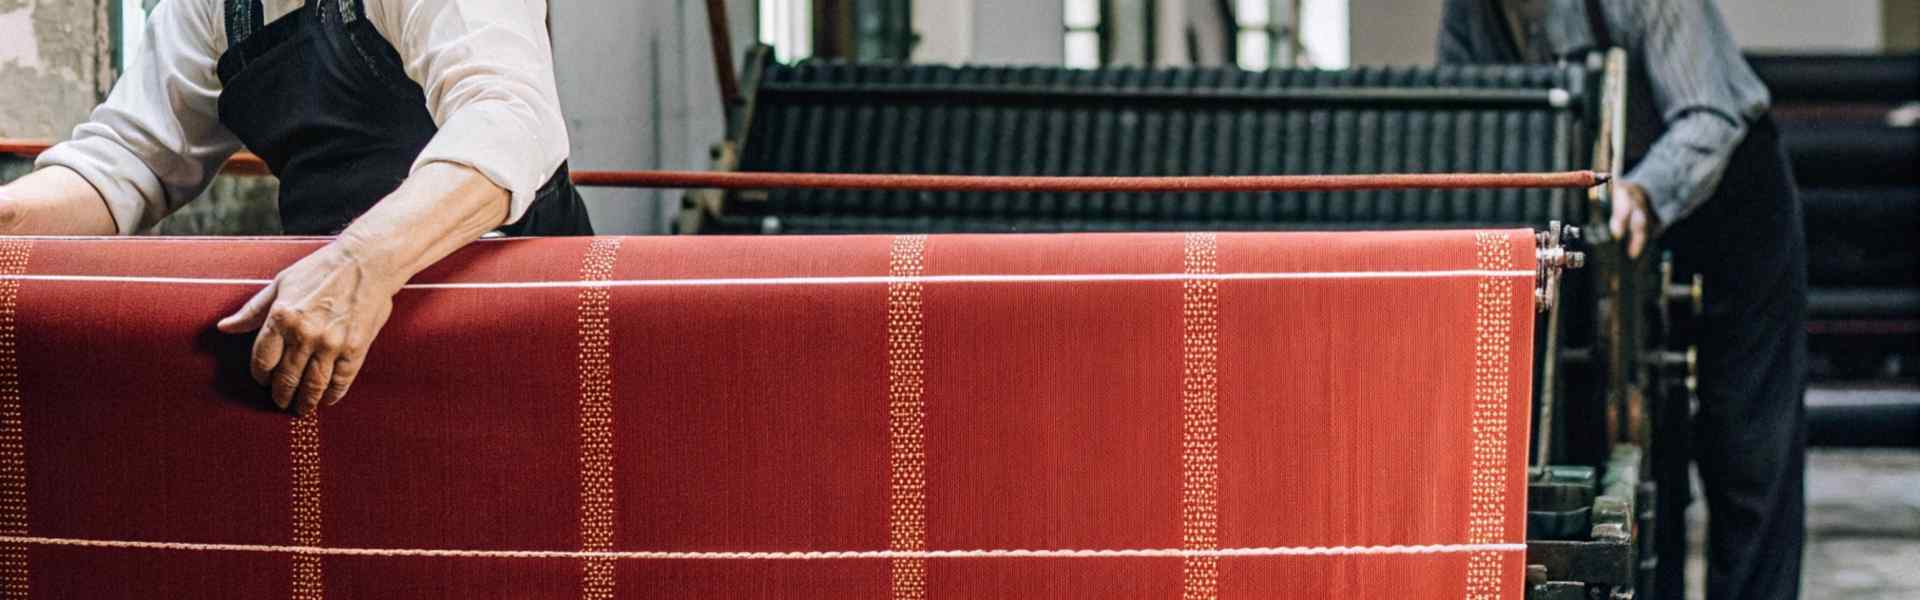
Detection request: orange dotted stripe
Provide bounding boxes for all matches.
[1464,233,1516,600]
[886,235,928,600]
[289,413,323,600]
[576,239,622,600]
[0,240,32,599]
[1180,233,1221,600]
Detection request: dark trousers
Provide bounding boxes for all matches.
[1654,117,1808,600]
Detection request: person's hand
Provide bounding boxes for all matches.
[1609,181,1659,259]
[216,239,401,415]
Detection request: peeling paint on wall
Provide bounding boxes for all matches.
[0,0,104,139]
[0,0,281,235]
[0,4,43,69]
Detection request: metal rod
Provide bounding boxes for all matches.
[6,138,1606,193]
[569,169,1608,192]
[704,0,743,110]
[1536,274,1564,469]
[2,138,274,175]
[759,82,1572,108]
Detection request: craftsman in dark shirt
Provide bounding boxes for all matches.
[1439,1,1809,599]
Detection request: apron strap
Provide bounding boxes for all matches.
[225,0,266,46]
[336,0,365,24]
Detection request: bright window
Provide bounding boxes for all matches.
[1233,0,1347,70]
[1233,0,1288,70]
[115,0,152,73]
[1063,0,1102,68]
[759,0,814,62]
[1298,0,1348,68]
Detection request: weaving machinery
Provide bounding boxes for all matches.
[0,51,1711,600]
[675,47,1701,599]
[3,229,1578,599]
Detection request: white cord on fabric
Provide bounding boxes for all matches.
[0,270,1534,290]
[0,536,1524,560]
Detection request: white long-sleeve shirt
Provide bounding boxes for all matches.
[37,0,569,234]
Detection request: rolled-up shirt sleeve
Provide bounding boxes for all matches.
[36,0,241,234]
[372,0,569,225]
[1617,0,1771,225]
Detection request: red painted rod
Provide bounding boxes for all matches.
[1,139,273,175]
[6,138,1606,192]
[569,169,1606,191]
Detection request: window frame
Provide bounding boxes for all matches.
[1064,0,1158,69]
[1229,0,1297,70]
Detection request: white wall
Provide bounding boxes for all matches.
[1345,0,1888,67]
[551,0,756,234]
[972,0,1065,64]
[1345,0,1441,66]
[912,0,974,64]
[1717,0,1882,51]
[0,0,108,140]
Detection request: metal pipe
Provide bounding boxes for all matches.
[6,138,1607,193]
[1,138,274,175]
[759,82,1574,108]
[704,0,743,111]
[569,169,1609,192]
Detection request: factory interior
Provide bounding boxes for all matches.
[0,0,1916,598]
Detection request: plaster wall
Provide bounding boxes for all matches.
[0,0,107,140]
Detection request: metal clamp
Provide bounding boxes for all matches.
[1536,221,1586,313]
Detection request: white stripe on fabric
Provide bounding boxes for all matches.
[0,536,1525,560]
[0,270,1534,289]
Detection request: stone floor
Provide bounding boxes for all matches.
[1683,447,1920,600]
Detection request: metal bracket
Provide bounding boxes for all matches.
[1536,221,1586,313]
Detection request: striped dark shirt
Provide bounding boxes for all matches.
[1438,0,1772,224]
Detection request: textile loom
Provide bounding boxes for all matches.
[672,48,1683,599]
[0,230,1570,598]
[0,44,1717,599]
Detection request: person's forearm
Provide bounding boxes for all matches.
[0,166,118,235]
[1622,111,1746,226]
[332,161,511,288]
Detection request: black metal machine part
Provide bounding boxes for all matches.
[693,49,1589,234]
[1525,447,1641,599]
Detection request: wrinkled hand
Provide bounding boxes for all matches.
[216,241,401,415]
[1608,181,1659,259]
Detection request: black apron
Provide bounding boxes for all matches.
[215,0,592,236]
[1655,116,1808,600]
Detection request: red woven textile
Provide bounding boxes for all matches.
[0,231,1534,599]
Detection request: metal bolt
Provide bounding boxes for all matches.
[1691,274,1705,313]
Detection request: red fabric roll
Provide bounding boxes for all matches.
[0,231,1535,599]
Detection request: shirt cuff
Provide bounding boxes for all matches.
[35,137,167,235]
[1621,168,1687,227]
[410,101,559,226]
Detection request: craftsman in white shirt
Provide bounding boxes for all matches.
[0,0,593,415]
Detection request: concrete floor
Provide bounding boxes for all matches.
[1683,447,1920,600]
